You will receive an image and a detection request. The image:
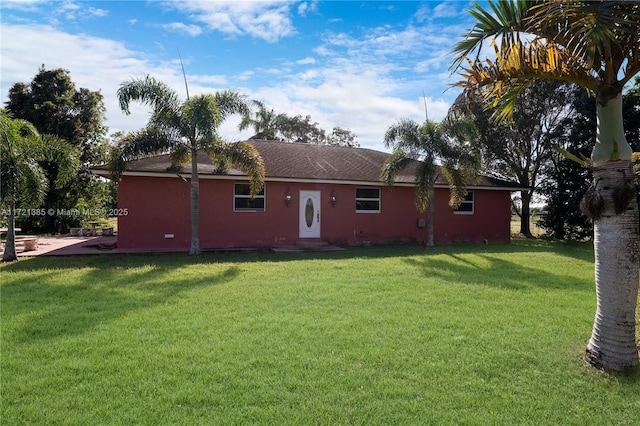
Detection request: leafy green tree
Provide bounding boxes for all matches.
[541,78,640,240]
[452,0,640,371]
[241,101,358,146]
[5,67,109,233]
[382,118,481,246]
[539,86,595,240]
[623,76,640,147]
[272,114,326,144]
[112,75,265,256]
[1,110,79,261]
[451,79,575,237]
[327,127,359,147]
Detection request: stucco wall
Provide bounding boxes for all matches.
[433,189,511,244]
[116,176,512,249]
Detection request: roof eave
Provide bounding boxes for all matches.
[100,170,526,191]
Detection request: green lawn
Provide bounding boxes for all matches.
[2,240,639,425]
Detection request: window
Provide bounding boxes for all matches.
[356,188,380,213]
[454,191,474,215]
[234,183,265,212]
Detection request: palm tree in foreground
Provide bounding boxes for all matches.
[451,0,640,371]
[382,119,480,246]
[112,76,265,256]
[1,110,79,261]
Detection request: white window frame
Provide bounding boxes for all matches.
[454,191,474,215]
[233,183,265,212]
[355,187,381,213]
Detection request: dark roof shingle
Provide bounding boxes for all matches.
[94,139,527,190]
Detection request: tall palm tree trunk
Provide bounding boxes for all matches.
[586,95,639,371]
[587,160,639,371]
[426,184,435,247]
[189,147,201,256]
[2,204,18,262]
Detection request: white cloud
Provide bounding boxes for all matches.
[60,0,80,12]
[191,74,228,85]
[296,57,316,65]
[297,1,318,17]
[88,7,109,18]
[2,0,108,20]
[240,54,457,151]
[236,71,255,81]
[432,2,462,19]
[0,23,233,138]
[163,1,295,43]
[0,2,470,153]
[58,0,108,20]
[161,22,203,37]
[414,50,450,73]
[413,2,467,23]
[1,0,47,12]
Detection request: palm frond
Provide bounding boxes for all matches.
[18,159,48,207]
[118,75,182,118]
[239,100,265,132]
[169,144,191,169]
[380,150,413,186]
[452,0,640,120]
[413,161,438,212]
[384,119,424,156]
[554,145,592,168]
[451,0,535,71]
[453,38,600,121]
[109,128,177,180]
[37,135,80,188]
[1,110,79,208]
[183,94,222,140]
[530,0,640,77]
[440,165,467,208]
[204,141,265,197]
[213,90,251,124]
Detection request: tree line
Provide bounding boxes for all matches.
[4,66,640,245]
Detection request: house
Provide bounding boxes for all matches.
[93,140,525,251]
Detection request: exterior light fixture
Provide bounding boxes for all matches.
[330,190,337,206]
[285,188,292,206]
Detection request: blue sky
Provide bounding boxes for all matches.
[1,0,480,151]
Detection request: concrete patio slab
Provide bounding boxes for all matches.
[2,235,347,257]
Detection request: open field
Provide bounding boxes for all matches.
[511,215,546,237]
[2,240,639,424]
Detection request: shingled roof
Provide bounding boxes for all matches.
[94,139,526,190]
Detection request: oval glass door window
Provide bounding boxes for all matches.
[305,198,314,228]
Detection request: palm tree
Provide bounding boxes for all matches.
[112,75,265,256]
[451,0,640,371]
[239,100,283,140]
[382,118,480,246]
[1,110,79,261]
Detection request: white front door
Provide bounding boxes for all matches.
[299,190,321,238]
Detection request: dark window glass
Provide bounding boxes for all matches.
[234,184,265,211]
[454,191,474,214]
[356,188,380,199]
[356,188,380,212]
[234,184,264,196]
[356,200,380,211]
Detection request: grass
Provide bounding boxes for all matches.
[2,240,639,424]
[511,215,545,237]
